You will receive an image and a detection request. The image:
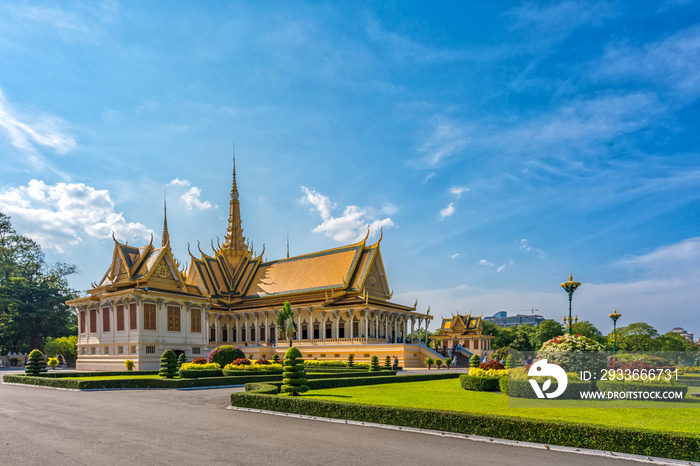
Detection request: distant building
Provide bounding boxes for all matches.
[484,311,545,328]
[670,327,694,342]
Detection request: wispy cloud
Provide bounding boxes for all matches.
[518,238,545,256]
[479,258,512,273]
[0,180,152,253]
[417,118,470,166]
[597,24,700,102]
[0,87,77,166]
[439,202,455,219]
[300,186,394,242]
[507,1,619,39]
[450,186,470,199]
[449,253,461,259]
[615,236,700,278]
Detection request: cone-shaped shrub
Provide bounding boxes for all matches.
[159,349,178,378]
[281,346,308,396]
[384,355,391,368]
[272,353,280,364]
[177,353,187,367]
[369,355,380,372]
[469,354,481,368]
[25,349,48,376]
[347,354,354,367]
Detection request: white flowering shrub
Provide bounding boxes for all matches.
[537,334,606,374]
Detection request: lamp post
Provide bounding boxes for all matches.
[608,309,621,355]
[560,273,581,335]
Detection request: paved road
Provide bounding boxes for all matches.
[0,380,651,466]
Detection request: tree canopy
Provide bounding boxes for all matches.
[0,213,78,353]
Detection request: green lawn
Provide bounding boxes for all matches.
[306,378,700,435]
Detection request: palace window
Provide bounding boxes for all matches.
[144,303,156,330]
[231,328,236,342]
[210,327,216,342]
[80,311,86,334]
[191,308,201,333]
[129,303,137,330]
[301,323,308,340]
[103,307,110,332]
[90,347,96,355]
[116,305,125,331]
[325,322,332,339]
[192,347,201,355]
[313,324,320,340]
[222,327,228,342]
[145,345,156,354]
[118,346,124,354]
[250,327,256,341]
[90,309,97,333]
[167,306,181,332]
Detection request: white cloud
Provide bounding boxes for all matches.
[518,238,545,256]
[418,119,470,166]
[300,186,394,243]
[597,24,700,102]
[439,202,455,219]
[616,237,700,278]
[181,187,214,212]
[0,180,152,253]
[479,259,494,267]
[0,88,77,163]
[168,178,191,187]
[449,253,461,259]
[450,186,470,199]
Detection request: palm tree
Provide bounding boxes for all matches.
[276,301,297,347]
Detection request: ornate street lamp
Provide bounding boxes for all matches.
[609,309,621,355]
[560,273,581,335]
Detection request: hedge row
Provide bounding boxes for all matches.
[35,371,160,378]
[459,374,501,391]
[244,383,279,395]
[5,374,265,390]
[229,393,700,462]
[179,369,223,378]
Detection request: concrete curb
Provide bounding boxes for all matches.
[1,381,245,392]
[226,406,698,466]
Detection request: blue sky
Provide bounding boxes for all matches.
[1,1,699,338]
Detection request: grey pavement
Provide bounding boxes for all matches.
[0,378,670,466]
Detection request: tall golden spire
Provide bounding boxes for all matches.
[162,192,170,247]
[222,155,246,257]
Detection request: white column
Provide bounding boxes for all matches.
[349,312,354,341]
[411,318,415,343]
[374,312,379,339]
[296,308,301,342]
[425,320,429,344]
[215,314,220,345]
[364,311,368,340]
[254,312,259,345]
[394,315,398,344]
[244,314,249,345]
[274,310,280,343]
[264,312,269,344]
[321,311,326,341]
[385,313,389,341]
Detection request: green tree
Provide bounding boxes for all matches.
[424,357,433,369]
[511,330,532,351]
[369,355,380,371]
[43,336,78,366]
[570,321,605,344]
[656,331,698,353]
[615,322,659,351]
[531,320,564,349]
[444,356,452,369]
[0,213,77,353]
[276,301,296,347]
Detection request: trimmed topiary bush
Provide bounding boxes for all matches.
[272,353,280,364]
[435,358,443,369]
[25,349,48,376]
[125,359,135,371]
[47,357,59,370]
[384,355,391,368]
[369,355,380,372]
[178,353,187,367]
[347,354,354,367]
[281,347,308,396]
[159,349,178,378]
[425,357,433,370]
[469,354,481,368]
[444,357,452,369]
[537,334,606,374]
[460,374,502,391]
[208,345,246,367]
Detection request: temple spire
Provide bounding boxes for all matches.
[222,154,246,257]
[162,192,170,247]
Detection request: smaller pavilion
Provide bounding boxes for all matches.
[430,313,493,357]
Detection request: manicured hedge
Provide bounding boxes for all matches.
[229,393,700,462]
[223,369,284,376]
[305,367,369,373]
[179,369,223,378]
[244,382,279,395]
[35,371,160,378]
[459,374,501,391]
[596,380,689,401]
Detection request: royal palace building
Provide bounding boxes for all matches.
[67,161,440,370]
